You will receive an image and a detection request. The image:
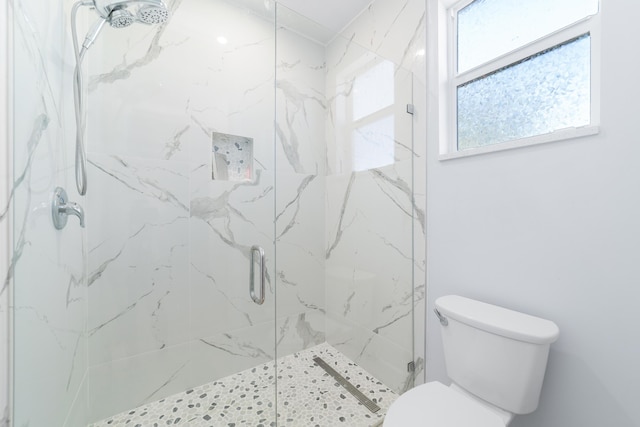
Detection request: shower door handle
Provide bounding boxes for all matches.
[250,245,265,305]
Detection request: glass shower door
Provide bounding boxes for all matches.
[11,0,279,425]
[83,0,279,424]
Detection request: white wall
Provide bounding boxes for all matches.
[426,1,640,426]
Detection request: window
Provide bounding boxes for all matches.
[439,0,600,159]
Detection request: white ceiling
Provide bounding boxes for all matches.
[277,0,372,34]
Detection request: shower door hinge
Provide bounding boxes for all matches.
[407,361,416,373]
[406,104,415,115]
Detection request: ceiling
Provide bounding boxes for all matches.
[277,0,372,34]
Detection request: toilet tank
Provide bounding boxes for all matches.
[436,295,559,415]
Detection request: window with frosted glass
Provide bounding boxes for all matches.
[457,0,598,73]
[449,0,599,154]
[457,35,590,150]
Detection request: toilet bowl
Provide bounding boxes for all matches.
[384,295,559,426]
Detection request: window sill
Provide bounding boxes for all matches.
[438,125,600,161]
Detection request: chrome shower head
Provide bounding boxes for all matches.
[109,8,135,28]
[92,0,169,26]
[137,4,169,24]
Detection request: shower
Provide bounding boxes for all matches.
[9,0,426,425]
[70,0,169,195]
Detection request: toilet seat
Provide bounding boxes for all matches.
[384,382,506,427]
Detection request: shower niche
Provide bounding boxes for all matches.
[212,132,254,181]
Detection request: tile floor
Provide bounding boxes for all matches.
[89,342,397,426]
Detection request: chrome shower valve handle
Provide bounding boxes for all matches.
[52,187,85,229]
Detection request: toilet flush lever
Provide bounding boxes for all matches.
[434,308,448,326]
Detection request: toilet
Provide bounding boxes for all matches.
[384,295,559,426]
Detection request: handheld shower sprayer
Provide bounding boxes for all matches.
[70,0,169,195]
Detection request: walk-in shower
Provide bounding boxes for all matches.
[8,0,426,425]
[70,0,169,195]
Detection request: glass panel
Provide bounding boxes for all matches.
[458,0,598,72]
[275,2,422,425]
[13,0,278,426]
[457,35,590,151]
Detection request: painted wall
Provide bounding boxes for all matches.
[425,1,640,426]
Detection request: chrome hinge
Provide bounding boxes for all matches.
[406,103,415,115]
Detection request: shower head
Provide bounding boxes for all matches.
[137,4,169,24]
[109,8,135,28]
[92,0,169,26]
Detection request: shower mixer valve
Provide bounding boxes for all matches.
[52,187,85,229]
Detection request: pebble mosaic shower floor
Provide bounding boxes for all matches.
[89,342,397,427]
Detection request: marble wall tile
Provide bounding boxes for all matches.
[274,13,329,362]
[275,311,325,357]
[7,0,426,424]
[412,76,427,386]
[325,315,413,393]
[323,0,426,394]
[1,0,10,423]
[275,26,327,176]
[86,153,190,365]
[189,169,276,342]
[189,322,276,387]
[10,0,90,425]
[64,373,89,427]
[85,0,279,420]
[341,0,426,74]
[88,342,193,423]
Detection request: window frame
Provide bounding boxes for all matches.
[439,0,601,160]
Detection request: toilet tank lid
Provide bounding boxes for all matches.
[435,295,560,344]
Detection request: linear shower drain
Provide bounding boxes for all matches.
[313,356,381,414]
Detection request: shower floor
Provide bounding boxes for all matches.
[89,342,397,427]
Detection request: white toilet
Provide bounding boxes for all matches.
[384,295,559,426]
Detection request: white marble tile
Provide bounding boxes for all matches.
[275,311,326,357]
[88,0,276,166]
[188,172,276,342]
[10,1,90,426]
[189,321,276,388]
[275,172,326,320]
[87,342,192,424]
[8,1,427,425]
[64,373,89,427]
[341,0,426,73]
[276,26,327,176]
[322,0,426,396]
[87,153,190,366]
[0,0,10,418]
[325,316,413,394]
[412,77,428,386]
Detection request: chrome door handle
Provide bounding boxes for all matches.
[250,245,265,305]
